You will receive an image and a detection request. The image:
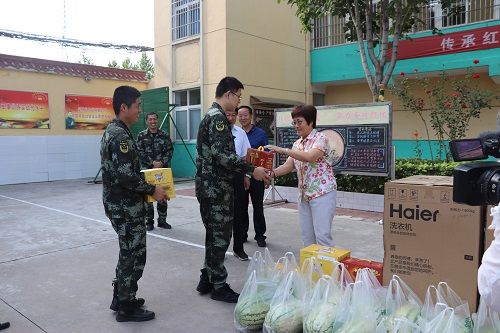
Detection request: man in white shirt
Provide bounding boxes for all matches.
[225,108,251,261]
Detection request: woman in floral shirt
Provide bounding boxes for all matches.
[266,104,337,247]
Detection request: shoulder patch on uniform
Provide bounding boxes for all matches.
[215,120,225,132]
[119,140,129,153]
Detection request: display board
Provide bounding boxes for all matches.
[275,103,392,176]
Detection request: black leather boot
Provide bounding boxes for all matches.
[110,281,145,311]
[196,268,213,294]
[115,300,155,322]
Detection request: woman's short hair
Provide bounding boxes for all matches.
[291,104,317,128]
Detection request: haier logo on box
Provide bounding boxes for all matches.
[389,204,439,222]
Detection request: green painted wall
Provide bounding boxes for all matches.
[171,142,196,178]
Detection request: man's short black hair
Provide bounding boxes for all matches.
[112,86,141,115]
[215,77,244,98]
[237,105,253,115]
[146,112,158,119]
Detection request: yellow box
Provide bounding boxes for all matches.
[299,244,351,275]
[141,168,176,202]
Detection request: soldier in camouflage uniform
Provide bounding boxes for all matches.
[136,112,174,231]
[101,85,169,322]
[195,77,271,303]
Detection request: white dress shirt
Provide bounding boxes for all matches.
[232,125,251,158]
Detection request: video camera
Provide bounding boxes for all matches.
[450,131,500,206]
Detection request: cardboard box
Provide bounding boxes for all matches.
[141,168,176,202]
[341,257,383,285]
[383,175,485,311]
[246,147,274,170]
[300,244,350,275]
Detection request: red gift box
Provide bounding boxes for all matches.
[246,147,274,170]
[340,257,383,285]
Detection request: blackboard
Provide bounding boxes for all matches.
[274,103,392,176]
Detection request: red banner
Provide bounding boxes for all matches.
[390,25,500,60]
[0,90,49,129]
[65,94,114,130]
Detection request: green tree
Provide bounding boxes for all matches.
[78,52,94,65]
[108,52,154,80]
[277,0,450,102]
[390,60,500,161]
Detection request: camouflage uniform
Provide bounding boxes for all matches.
[136,128,174,225]
[101,118,156,302]
[195,102,256,291]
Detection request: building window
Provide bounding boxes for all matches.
[311,0,500,48]
[172,0,200,41]
[173,88,201,141]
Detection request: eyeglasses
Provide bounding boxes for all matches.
[291,120,304,126]
[230,91,242,100]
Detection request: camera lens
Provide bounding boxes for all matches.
[479,167,500,205]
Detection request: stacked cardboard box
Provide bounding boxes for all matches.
[299,244,350,275]
[383,175,485,311]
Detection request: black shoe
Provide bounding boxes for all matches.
[233,250,249,261]
[211,284,239,303]
[0,322,10,330]
[110,296,145,312]
[256,238,267,247]
[146,224,154,231]
[157,222,172,229]
[196,269,213,294]
[116,307,155,322]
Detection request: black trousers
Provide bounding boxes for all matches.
[243,177,267,240]
[232,172,246,252]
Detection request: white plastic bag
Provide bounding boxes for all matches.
[303,276,342,333]
[383,275,423,329]
[234,270,277,332]
[472,297,500,333]
[263,269,306,333]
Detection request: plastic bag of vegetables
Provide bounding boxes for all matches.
[329,261,354,293]
[472,297,500,333]
[377,316,420,333]
[419,283,473,333]
[354,267,387,324]
[234,270,278,332]
[333,278,381,332]
[382,275,423,331]
[437,282,473,333]
[263,269,306,333]
[244,248,275,282]
[299,257,324,293]
[303,276,343,333]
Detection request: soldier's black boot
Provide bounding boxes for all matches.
[196,268,213,294]
[157,220,172,229]
[110,281,145,311]
[146,220,154,231]
[115,300,155,322]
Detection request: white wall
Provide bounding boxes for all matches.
[0,135,102,185]
[267,185,384,213]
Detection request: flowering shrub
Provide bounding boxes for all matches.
[390,60,500,161]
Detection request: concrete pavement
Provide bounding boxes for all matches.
[0,179,383,332]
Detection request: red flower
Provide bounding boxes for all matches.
[473,59,479,64]
[414,68,419,73]
[453,93,458,97]
[462,105,468,108]
[446,103,451,107]
[473,73,480,78]
[400,72,405,76]
[414,132,418,137]
[426,90,431,94]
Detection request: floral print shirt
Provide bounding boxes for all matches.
[292,129,337,201]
